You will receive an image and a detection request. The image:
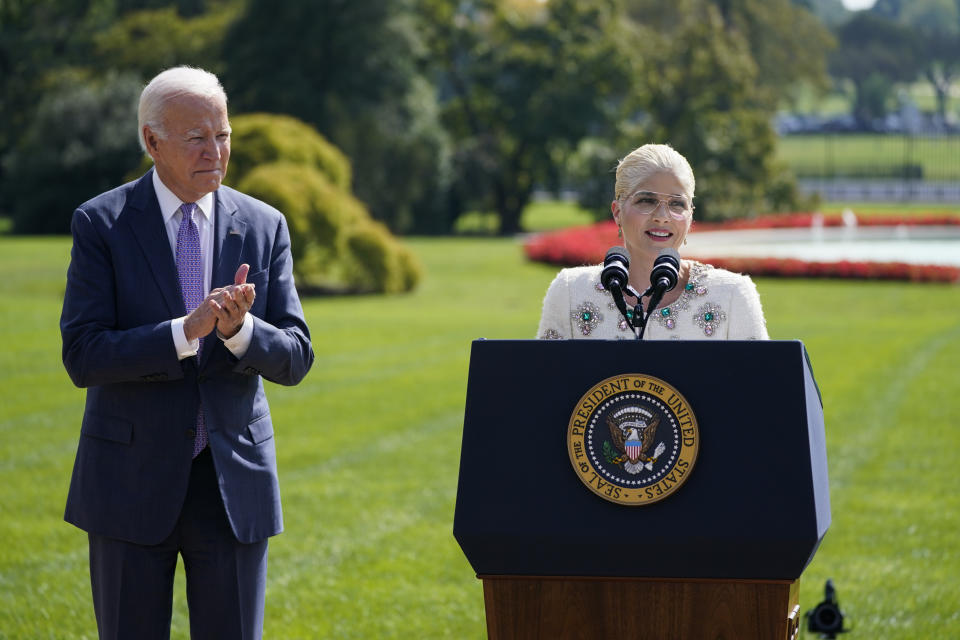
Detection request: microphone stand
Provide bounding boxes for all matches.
[634,287,653,340]
[633,248,681,340]
[636,282,673,341]
[609,284,638,340]
[620,285,644,341]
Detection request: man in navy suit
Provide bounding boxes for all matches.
[60,66,314,639]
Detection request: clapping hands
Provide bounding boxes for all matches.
[183,264,256,341]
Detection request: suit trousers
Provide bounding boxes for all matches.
[88,449,269,640]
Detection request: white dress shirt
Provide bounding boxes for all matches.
[153,171,253,360]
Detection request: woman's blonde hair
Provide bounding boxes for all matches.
[614,143,695,202]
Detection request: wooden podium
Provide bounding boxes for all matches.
[454,340,830,640]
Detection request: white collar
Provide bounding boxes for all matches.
[152,170,215,225]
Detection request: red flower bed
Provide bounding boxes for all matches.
[524,220,619,266]
[523,216,960,283]
[689,256,960,283]
[690,212,960,232]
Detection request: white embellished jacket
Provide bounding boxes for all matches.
[537,262,769,341]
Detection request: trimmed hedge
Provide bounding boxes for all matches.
[237,159,421,294]
[132,113,420,294]
[226,113,351,191]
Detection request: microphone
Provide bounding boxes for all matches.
[601,247,635,335]
[649,248,680,297]
[601,246,630,292]
[637,248,681,340]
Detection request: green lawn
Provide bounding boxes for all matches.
[782,82,960,121]
[1,234,958,638]
[815,202,960,216]
[777,134,960,181]
[454,199,597,234]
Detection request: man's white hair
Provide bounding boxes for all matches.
[138,66,228,152]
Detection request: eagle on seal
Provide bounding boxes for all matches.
[607,413,664,475]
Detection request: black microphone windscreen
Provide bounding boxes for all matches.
[656,248,680,268]
[604,246,630,267]
[650,248,680,292]
[601,246,630,291]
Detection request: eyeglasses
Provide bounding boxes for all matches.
[622,190,692,220]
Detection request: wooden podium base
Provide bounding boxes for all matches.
[480,575,801,640]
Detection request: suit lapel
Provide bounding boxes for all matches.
[202,188,247,366]
[128,170,184,317]
[211,188,247,290]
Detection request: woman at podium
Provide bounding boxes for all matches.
[537,143,769,341]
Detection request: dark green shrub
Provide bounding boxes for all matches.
[3,72,143,234]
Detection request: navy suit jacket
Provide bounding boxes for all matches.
[61,170,313,545]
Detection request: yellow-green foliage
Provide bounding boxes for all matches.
[125,113,351,190]
[133,112,419,293]
[230,115,420,293]
[343,220,423,294]
[236,163,351,269]
[227,113,351,190]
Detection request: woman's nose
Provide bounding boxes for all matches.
[650,201,671,221]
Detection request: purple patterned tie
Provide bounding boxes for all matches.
[176,203,208,457]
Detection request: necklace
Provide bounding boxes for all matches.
[602,262,716,334]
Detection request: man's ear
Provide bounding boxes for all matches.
[143,126,160,158]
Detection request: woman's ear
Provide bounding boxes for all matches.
[610,199,620,225]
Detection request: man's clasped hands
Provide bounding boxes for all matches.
[183,264,255,341]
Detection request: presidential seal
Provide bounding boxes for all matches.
[567,374,699,506]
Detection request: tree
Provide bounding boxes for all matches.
[0,0,240,223]
[569,0,827,221]
[91,0,242,79]
[791,0,849,28]
[0,0,113,215]
[830,12,918,124]
[889,0,960,122]
[630,0,834,108]
[221,0,453,234]
[418,0,634,234]
[870,0,904,20]
[632,0,808,220]
[228,114,422,293]
[2,72,144,233]
[867,0,960,123]
[916,29,960,122]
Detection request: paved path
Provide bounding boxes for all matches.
[684,226,960,266]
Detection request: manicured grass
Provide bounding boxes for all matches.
[454,199,597,235]
[814,201,960,216]
[1,234,958,638]
[522,199,598,231]
[782,82,960,120]
[777,134,960,180]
